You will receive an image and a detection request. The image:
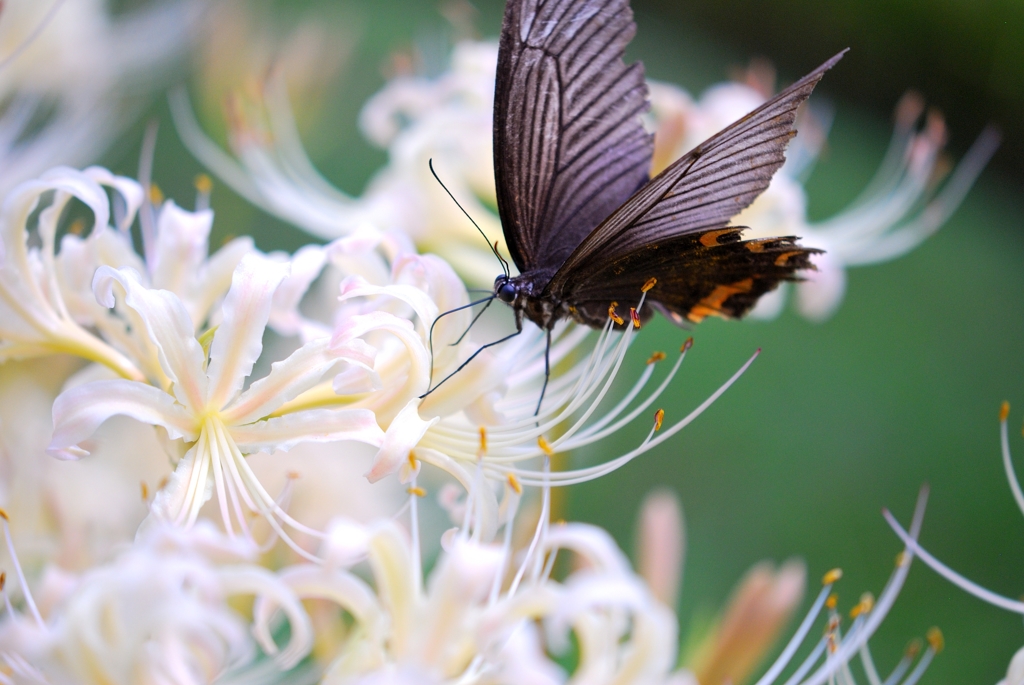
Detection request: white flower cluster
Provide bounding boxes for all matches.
[0,165,937,685]
[0,5,972,685]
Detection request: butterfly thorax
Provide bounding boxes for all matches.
[494,272,570,331]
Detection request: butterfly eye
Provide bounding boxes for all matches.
[497,282,518,303]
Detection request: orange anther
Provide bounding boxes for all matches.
[538,436,554,456]
[646,351,666,365]
[608,303,624,326]
[0,571,5,590]
[926,627,944,653]
[407,486,426,497]
[825,593,838,610]
[194,174,213,194]
[507,473,523,495]
[0,507,8,522]
[822,568,843,585]
[478,427,487,457]
[681,337,694,353]
[653,409,665,431]
[408,451,418,470]
[1000,401,1010,422]
[905,638,923,658]
[641,277,657,293]
[140,482,149,501]
[148,184,164,205]
[630,307,641,328]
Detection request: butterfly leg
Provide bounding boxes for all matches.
[450,297,495,347]
[428,296,496,387]
[534,327,552,417]
[420,327,523,399]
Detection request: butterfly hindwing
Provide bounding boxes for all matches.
[493,0,653,273]
[565,228,822,327]
[545,50,846,307]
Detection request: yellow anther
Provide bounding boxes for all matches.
[680,337,694,353]
[926,627,944,653]
[896,550,909,567]
[478,426,487,457]
[157,476,169,491]
[287,471,300,480]
[641,277,657,293]
[646,351,666,365]
[194,173,213,194]
[825,593,838,610]
[407,451,418,470]
[1001,401,1011,422]
[850,592,874,618]
[507,473,523,495]
[653,409,665,431]
[822,567,843,585]
[140,481,149,501]
[537,436,554,457]
[67,219,86,236]
[0,571,5,590]
[0,507,8,521]
[905,638,923,658]
[608,303,624,326]
[630,307,641,328]
[407,486,426,497]
[148,183,164,205]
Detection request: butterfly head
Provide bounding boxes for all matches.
[494,275,519,304]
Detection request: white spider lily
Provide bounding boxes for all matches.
[0,511,314,685]
[884,402,1024,685]
[0,0,202,198]
[0,166,252,383]
[45,254,385,559]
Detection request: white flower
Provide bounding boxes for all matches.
[885,402,1024,681]
[0,513,314,684]
[46,253,385,557]
[0,0,202,198]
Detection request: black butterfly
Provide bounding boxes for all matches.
[426,0,844,399]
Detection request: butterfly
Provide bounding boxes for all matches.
[425,0,844,398]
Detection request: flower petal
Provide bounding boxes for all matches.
[150,200,215,304]
[206,253,288,410]
[48,379,195,459]
[93,265,208,410]
[367,400,437,483]
[223,338,353,425]
[229,407,384,454]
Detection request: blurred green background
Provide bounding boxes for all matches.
[107,0,1024,681]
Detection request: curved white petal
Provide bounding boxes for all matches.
[150,200,215,299]
[48,379,196,459]
[223,339,353,425]
[83,167,144,232]
[93,265,208,410]
[368,400,437,483]
[190,235,254,328]
[206,253,288,410]
[229,407,384,454]
[268,244,327,339]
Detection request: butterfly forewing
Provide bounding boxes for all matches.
[546,50,847,307]
[493,0,653,273]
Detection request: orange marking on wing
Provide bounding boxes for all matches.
[774,250,803,266]
[699,228,736,247]
[685,278,754,323]
[745,240,766,253]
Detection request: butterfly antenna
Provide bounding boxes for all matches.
[427,296,496,388]
[421,328,522,399]
[428,158,509,278]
